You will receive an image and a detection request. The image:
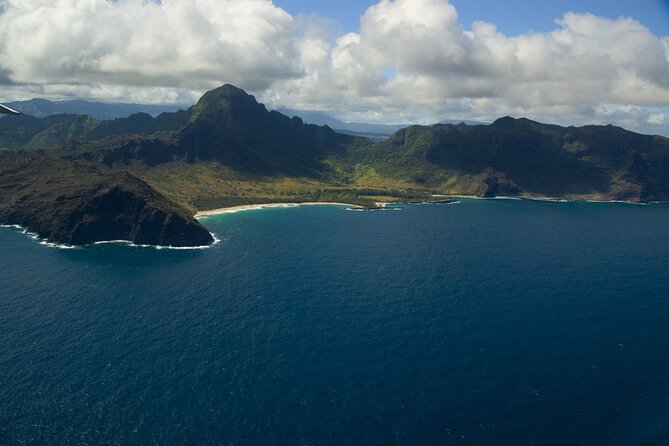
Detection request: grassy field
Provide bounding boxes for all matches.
[132,160,434,212]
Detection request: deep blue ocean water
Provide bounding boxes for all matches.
[1,199,669,445]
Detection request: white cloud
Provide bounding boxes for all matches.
[270,1,669,135]
[648,113,665,125]
[0,0,668,135]
[0,0,299,95]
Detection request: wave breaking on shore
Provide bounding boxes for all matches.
[195,202,354,218]
[0,224,220,250]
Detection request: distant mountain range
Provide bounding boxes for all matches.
[1,84,668,247]
[2,98,185,120]
[1,97,486,140]
[277,107,487,140]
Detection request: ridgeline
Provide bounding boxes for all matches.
[1,84,668,246]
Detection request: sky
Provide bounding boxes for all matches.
[0,0,668,135]
[276,0,669,36]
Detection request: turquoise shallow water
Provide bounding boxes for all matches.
[1,199,669,445]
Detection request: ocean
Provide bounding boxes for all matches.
[1,198,669,445]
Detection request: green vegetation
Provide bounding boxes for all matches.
[1,83,669,246]
[0,151,212,246]
[131,161,430,211]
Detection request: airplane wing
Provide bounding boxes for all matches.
[0,103,20,115]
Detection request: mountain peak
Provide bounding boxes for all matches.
[491,116,544,130]
[190,84,263,121]
[204,83,249,98]
[492,116,519,126]
[197,84,257,106]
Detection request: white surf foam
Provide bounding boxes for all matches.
[523,197,570,203]
[345,207,403,212]
[1,224,220,251]
[584,199,649,206]
[39,240,79,250]
[492,196,523,201]
[90,232,221,250]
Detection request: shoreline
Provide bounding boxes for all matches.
[195,202,359,217]
[0,224,221,250]
[434,194,667,205]
[194,195,668,218]
[2,195,666,250]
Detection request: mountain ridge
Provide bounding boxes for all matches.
[1,84,668,246]
[277,107,488,140]
[3,98,185,120]
[0,152,213,247]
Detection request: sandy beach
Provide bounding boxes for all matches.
[193,194,655,219]
[195,202,360,217]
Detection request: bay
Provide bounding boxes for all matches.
[1,199,669,445]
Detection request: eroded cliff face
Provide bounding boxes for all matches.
[475,169,522,198]
[0,154,213,247]
[46,173,214,246]
[375,117,669,202]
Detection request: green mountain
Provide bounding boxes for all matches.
[0,113,99,149]
[3,98,184,120]
[0,109,192,150]
[276,108,487,141]
[1,85,354,174]
[0,151,213,247]
[1,84,668,246]
[276,107,408,140]
[173,85,353,174]
[362,117,669,202]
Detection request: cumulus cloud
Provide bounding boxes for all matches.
[0,0,668,135]
[270,1,669,135]
[0,0,299,97]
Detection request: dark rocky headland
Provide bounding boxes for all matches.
[0,153,213,247]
